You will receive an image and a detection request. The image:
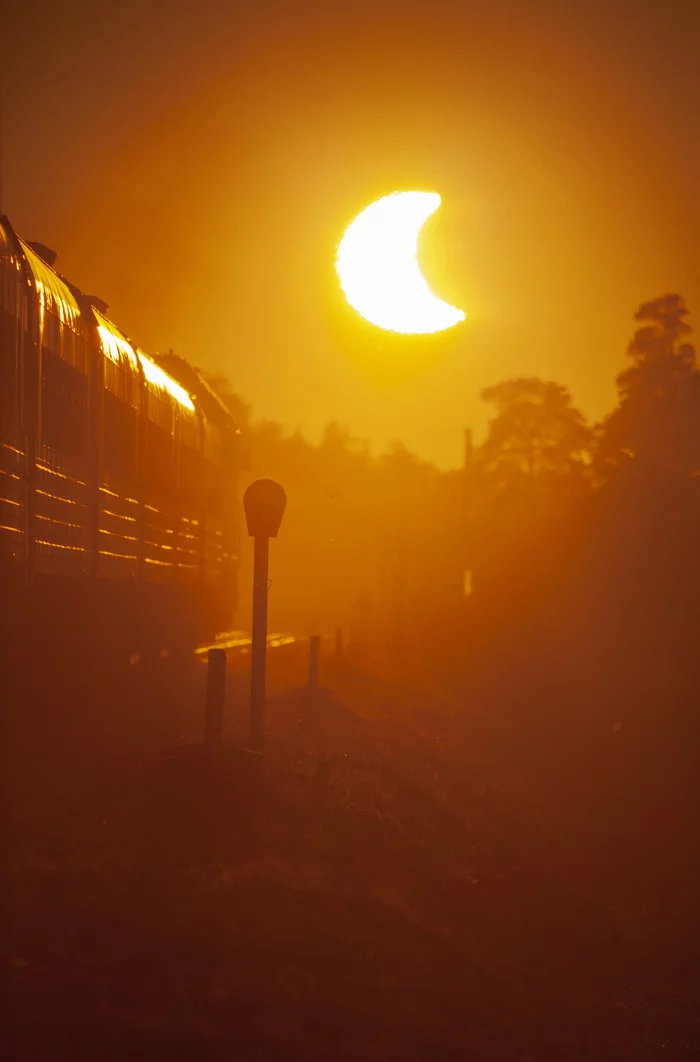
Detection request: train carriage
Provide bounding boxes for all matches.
[0,214,240,662]
[0,220,28,560]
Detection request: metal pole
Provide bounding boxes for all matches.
[204,648,226,746]
[308,635,320,688]
[250,534,269,748]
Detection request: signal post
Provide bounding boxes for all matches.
[243,479,287,750]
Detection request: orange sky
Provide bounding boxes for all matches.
[4,0,699,467]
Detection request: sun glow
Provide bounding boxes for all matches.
[336,191,465,335]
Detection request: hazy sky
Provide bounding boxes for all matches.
[4,0,699,467]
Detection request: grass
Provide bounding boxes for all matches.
[5,646,699,1060]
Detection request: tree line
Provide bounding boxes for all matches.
[202,294,700,739]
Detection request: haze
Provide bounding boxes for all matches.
[3,0,699,466]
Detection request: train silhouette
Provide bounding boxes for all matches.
[0,215,240,662]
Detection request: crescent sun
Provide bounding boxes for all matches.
[335,191,465,335]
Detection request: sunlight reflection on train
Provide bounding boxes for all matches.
[194,631,298,659]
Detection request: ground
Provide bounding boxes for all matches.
[5,644,700,1060]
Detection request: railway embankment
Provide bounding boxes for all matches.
[6,648,699,1060]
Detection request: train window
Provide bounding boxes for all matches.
[61,323,78,371]
[44,310,60,357]
[41,348,89,462]
[64,324,90,376]
[0,263,16,312]
[179,410,200,451]
[146,420,175,497]
[203,458,224,521]
[60,324,72,367]
[103,390,138,484]
[105,360,140,415]
[148,390,173,434]
[179,442,201,512]
[0,307,19,433]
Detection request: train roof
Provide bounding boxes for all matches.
[154,352,239,434]
[92,307,140,371]
[92,307,195,412]
[0,214,234,425]
[19,236,82,330]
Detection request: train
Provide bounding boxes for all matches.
[0,214,240,664]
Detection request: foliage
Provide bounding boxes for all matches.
[597,294,700,476]
[202,295,699,687]
[478,378,593,488]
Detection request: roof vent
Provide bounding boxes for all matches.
[27,241,57,267]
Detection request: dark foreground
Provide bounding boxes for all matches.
[5,646,700,1061]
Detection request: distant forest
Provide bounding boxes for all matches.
[203,294,700,744]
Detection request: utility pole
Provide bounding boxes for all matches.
[243,479,287,750]
[308,635,320,688]
[463,428,473,514]
[463,427,474,601]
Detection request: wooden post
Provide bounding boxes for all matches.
[308,635,320,689]
[204,647,226,746]
[249,535,269,749]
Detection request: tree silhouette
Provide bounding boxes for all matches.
[598,294,700,476]
[478,378,592,490]
[460,379,592,652]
